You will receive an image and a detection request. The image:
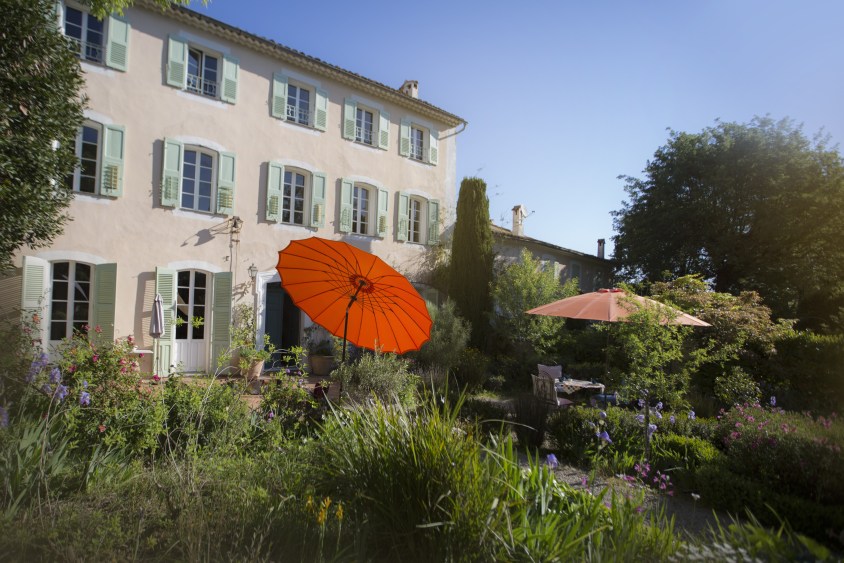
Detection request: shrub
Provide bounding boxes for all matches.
[650,433,721,489]
[453,347,489,392]
[332,352,419,407]
[411,300,470,373]
[255,376,320,442]
[713,366,761,408]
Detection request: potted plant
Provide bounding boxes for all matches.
[231,305,275,384]
[304,324,336,377]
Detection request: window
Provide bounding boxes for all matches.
[167,37,238,104]
[175,270,207,341]
[49,261,91,341]
[271,73,328,130]
[397,193,440,245]
[64,5,103,63]
[287,84,310,125]
[339,179,389,236]
[352,184,370,235]
[186,48,218,98]
[283,170,306,225]
[410,127,424,161]
[400,119,438,164]
[161,139,236,216]
[65,121,125,197]
[343,98,389,149]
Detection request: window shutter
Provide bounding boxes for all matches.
[314,88,328,131]
[377,188,389,237]
[271,72,288,119]
[53,1,63,30]
[429,130,439,165]
[21,255,49,337]
[399,118,410,157]
[92,263,117,343]
[339,179,353,233]
[106,16,130,71]
[311,172,326,228]
[211,271,233,370]
[396,192,409,242]
[217,151,236,216]
[266,162,283,222]
[155,267,176,375]
[343,98,356,140]
[100,124,124,197]
[160,138,182,207]
[427,199,440,245]
[378,111,390,150]
[221,56,238,104]
[166,36,187,89]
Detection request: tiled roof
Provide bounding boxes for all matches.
[491,223,613,264]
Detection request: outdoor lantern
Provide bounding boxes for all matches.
[248,263,258,282]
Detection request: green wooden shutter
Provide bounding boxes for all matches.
[377,188,389,237]
[21,256,48,336]
[343,98,356,140]
[92,263,117,343]
[271,72,288,119]
[429,130,439,165]
[339,179,353,233]
[155,267,176,375]
[100,124,124,197]
[314,89,328,131]
[399,118,410,157]
[166,36,187,89]
[106,16,130,71]
[427,199,440,245]
[396,192,409,242]
[53,1,63,30]
[221,56,238,104]
[216,151,236,216]
[161,138,182,207]
[378,111,390,150]
[211,272,232,370]
[311,172,326,228]
[266,162,283,222]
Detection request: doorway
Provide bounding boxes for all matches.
[264,282,301,355]
[174,270,208,372]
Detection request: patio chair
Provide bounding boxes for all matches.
[531,374,574,409]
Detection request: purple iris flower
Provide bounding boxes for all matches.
[79,391,91,407]
[49,367,61,384]
[770,396,776,407]
[638,398,645,408]
[267,411,275,421]
[82,380,88,389]
[688,410,696,420]
[0,406,8,428]
[55,384,69,402]
[654,410,663,419]
[656,401,663,411]
[669,415,676,424]
[636,414,645,424]
[546,454,559,469]
[41,383,52,395]
[599,411,607,420]
[597,430,613,443]
[647,424,657,438]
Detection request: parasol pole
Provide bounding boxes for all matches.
[342,279,367,364]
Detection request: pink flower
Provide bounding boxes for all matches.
[95,325,102,334]
[735,422,743,428]
[68,365,76,373]
[153,374,161,382]
[92,355,99,362]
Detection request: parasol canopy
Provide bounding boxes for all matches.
[149,293,165,376]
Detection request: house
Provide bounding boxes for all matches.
[493,205,612,292]
[2,0,466,374]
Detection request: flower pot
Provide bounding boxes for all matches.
[245,359,264,382]
[308,355,335,377]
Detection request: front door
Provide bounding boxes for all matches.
[174,270,208,372]
[265,282,301,356]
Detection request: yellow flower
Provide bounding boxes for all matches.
[305,495,314,514]
[335,503,344,522]
[317,508,327,526]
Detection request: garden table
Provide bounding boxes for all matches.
[555,378,605,395]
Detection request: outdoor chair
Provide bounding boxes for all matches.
[531,374,574,408]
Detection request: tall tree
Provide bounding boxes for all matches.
[612,117,844,331]
[0,0,85,271]
[448,177,494,348]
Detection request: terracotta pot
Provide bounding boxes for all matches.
[308,355,335,377]
[245,359,264,382]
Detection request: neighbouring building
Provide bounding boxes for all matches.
[2,1,466,374]
[493,205,613,292]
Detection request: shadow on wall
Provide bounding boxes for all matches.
[134,271,156,373]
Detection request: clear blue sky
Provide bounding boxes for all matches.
[194,0,844,257]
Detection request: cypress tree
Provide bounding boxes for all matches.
[448,177,494,349]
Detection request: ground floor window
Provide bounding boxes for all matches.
[49,261,92,341]
[176,270,207,340]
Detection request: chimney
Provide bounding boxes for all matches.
[597,238,606,259]
[400,80,419,99]
[512,205,527,237]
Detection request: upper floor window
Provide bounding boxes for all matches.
[343,98,389,150]
[59,3,130,71]
[167,36,238,104]
[161,138,236,216]
[339,179,389,237]
[287,85,310,125]
[271,73,328,131]
[400,119,439,165]
[397,193,440,245]
[65,120,125,197]
[49,261,92,341]
[265,163,326,228]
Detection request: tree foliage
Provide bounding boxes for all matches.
[0,0,85,270]
[612,117,844,331]
[80,0,200,19]
[448,177,494,348]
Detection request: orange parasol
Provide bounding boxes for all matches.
[527,288,710,326]
[276,237,432,360]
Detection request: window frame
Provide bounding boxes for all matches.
[407,197,424,243]
[67,121,102,195]
[355,107,375,146]
[63,4,105,64]
[175,269,208,341]
[180,146,217,214]
[409,126,425,161]
[351,183,372,235]
[286,82,312,126]
[281,168,310,226]
[49,260,93,343]
[186,47,219,99]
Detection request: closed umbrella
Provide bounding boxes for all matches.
[149,293,164,376]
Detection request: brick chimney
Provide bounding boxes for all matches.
[512,205,527,237]
[400,80,418,99]
[597,238,606,259]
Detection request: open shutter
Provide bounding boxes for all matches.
[339,179,353,233]
[211,272,232,370]
[53,1,64,30]
[271,72,288,119]
[314,89,328,131]
[166,36,187,88]
[396,192,409,242]
[377,188,389,238]
[343,98,356,140]
[427,199,440,245]
[216,151,236,216]
[429,130,439,165]
[399,118,411,157]
[155,267,176,375]
[378,111,390,150]
[311,172,326,228]
[106,16,130,71]
[160,138,182,207]
[92,263,117,343]
[266,162,283,222]
[221,56,238,104]
[100,124,124,197]
[21,256,49,337]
